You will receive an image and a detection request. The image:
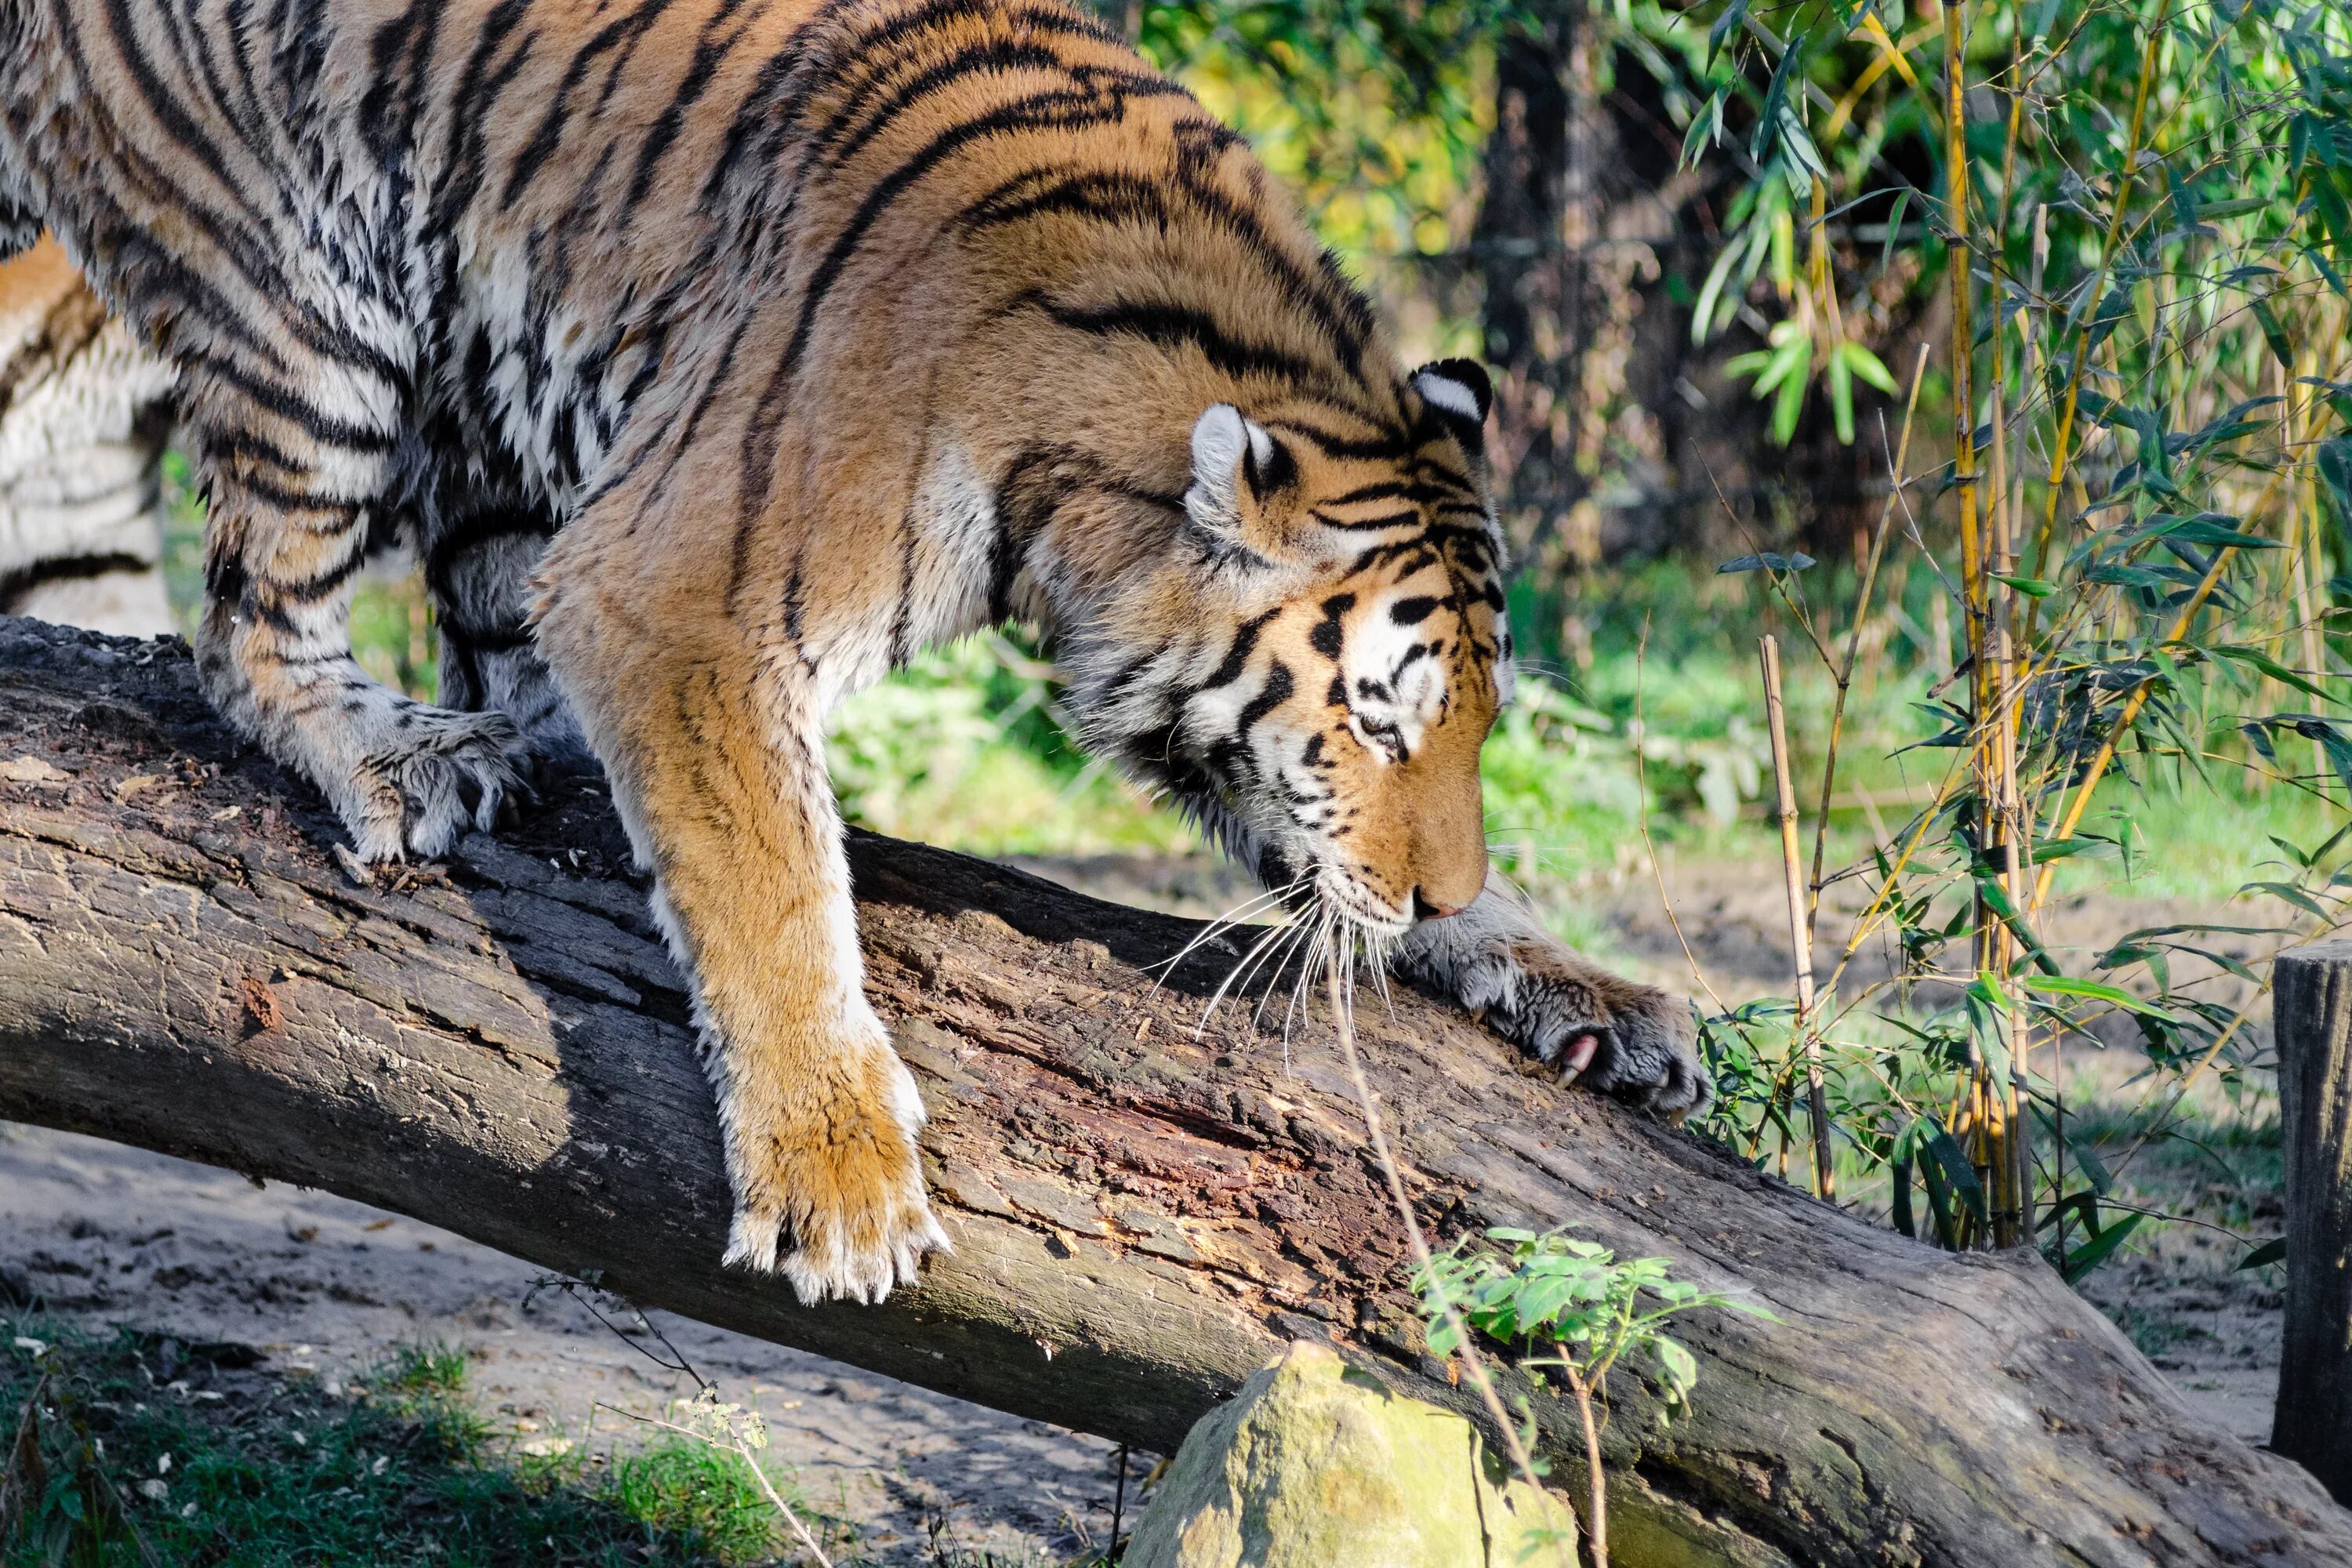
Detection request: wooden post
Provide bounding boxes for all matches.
[2274,939,2352,1504]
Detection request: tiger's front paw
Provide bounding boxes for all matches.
[1396,913,1711,1120]
[719,1036,950,1305]
[323,696,528,862]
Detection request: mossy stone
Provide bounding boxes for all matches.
[1123,1341,1577,1568]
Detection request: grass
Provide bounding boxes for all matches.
[0,1322,851,1567]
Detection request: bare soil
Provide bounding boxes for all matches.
[0,1122,1136,1566]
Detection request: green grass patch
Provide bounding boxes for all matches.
[1,1320,848,1567]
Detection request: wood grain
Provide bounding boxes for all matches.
[2273,940,2352,1505]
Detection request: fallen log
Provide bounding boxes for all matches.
[0,612,2344,1567]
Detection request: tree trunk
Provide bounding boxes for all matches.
[2274,940,2352,1504]
[1,612,2346,1566]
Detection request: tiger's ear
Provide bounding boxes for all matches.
[1187,404,1297,539]
[1411,360,1493,458]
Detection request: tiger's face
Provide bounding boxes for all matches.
[1083,361,1510,941]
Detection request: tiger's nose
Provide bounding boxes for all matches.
[1411,887,1466,921]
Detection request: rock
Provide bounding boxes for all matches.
[1123,1341,1577,1568]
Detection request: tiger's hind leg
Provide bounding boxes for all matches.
[532,505,948,1303]
[423,503,588,764]
[190,399,527,862]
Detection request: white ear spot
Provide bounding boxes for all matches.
[1413,371,1483,423]
[1247,420,1275,470]
[1192,403,1248,492]
[1189,404,1275,529]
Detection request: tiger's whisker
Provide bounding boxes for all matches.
[1193,916,1299,1037]
[1145,877,1305,1000]
[1250,918,1319,1029]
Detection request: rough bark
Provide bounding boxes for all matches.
[2273,940,2352,1505]
[1,612,2346,1567]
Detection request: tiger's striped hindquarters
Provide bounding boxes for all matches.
[0,238,176,636]
[0,0,1707,1301]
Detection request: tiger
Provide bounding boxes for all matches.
[0,236,177,637]
[0,0,1709,1303]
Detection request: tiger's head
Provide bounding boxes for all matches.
[1076,359,1510,943]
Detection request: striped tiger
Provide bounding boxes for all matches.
[0,0,1707,1301]
[0,236,177,637]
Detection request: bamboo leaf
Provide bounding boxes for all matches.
[1993,573,2058,598]
[2210,644,2336,704]
[2237,1238,2286,1270]
[2024,975,2184,1022]
[1921,1123,1987,1229]
[1718,552,1817,574]
[1838,341,1901,396]
[2064,1213,2146,1282]
[1707,0,1752,65]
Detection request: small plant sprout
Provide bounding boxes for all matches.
[1413,1227,1773,1568]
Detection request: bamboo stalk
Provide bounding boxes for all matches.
[1945,0,2012,1250]
[1806,345,1934,941]
[1761,634,1835,1201]
[2290,350,2334,801]
[1990,383,2034,1245]
[2025,0,2176,628]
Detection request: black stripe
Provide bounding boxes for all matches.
[1197,606,1280,692]
[961,165,1374,376]
[1265,417,1414,462]
[740,67,1189,516]
[1209,660,1293,781]
[1309,507,1419,532]
[625,4,759,207]
[818,37,1070,173]
[1031,295,1325,387]
[502,0,680,208]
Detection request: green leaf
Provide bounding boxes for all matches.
[2251,299,2297,372]
[1827,339,1856,444]
[2209,644,2337,704]
[1655,1337,1700,1402]
[2024,975,2186,1022]
[1718,552,1817,574]
[1770,361,1807,443]
[2318,436,2352,524]
[2243,880,2335,920]
[2071,1138,2114,1196]
[2028,836,2118,862]
[1839,340,1901,395]
[1877,190,1911,277]
[2237,1237,2286,1270]
[1707,0,1752,65]
[2064,1213,2146,1282]
[1994,573,2058,598]
[1922,1123,1988,1229]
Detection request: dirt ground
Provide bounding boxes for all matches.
[0,1123,1138,1565]
[0,846,2293,1567]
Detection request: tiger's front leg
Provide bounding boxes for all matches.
[532,566,948,1304]
[1391,867,1712,1118]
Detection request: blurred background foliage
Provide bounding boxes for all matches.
[160,0,2349,1296]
